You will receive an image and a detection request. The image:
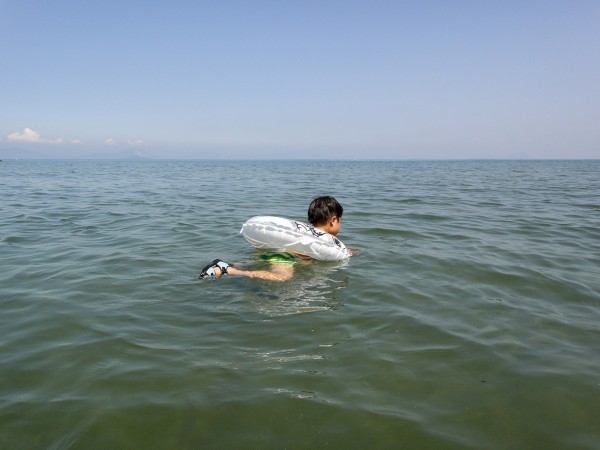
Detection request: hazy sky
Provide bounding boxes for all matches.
[1,1,599,159]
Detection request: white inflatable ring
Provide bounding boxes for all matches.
[240,216,350,261]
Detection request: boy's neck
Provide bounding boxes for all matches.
[315,218,339,236]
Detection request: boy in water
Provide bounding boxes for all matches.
[199,196,346,282]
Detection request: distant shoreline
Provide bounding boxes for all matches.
[0,157,598,162]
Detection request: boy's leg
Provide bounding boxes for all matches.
[228,264,294,282]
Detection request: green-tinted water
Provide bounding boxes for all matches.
[1,160,599,449]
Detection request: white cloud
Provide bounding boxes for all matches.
[127,139,144,146]
[105,138,116,145]
[7,128,63,144]
[72,139,84,145]
[8,128,42,142]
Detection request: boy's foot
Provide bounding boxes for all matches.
[199,259,230,279]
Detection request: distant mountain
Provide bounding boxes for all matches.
[123,149,152,160]
[89,148,153,159]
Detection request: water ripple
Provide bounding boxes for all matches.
[1,160,599,449]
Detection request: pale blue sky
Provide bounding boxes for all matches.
[1,0,599,159]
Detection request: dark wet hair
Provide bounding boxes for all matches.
[308,196,343,225]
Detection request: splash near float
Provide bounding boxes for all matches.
[240,216,350,261]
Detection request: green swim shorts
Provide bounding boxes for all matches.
[258,251,297,265]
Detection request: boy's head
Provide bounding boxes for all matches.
[308,196,343,227]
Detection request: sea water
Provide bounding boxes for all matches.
[1,159,599,449]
